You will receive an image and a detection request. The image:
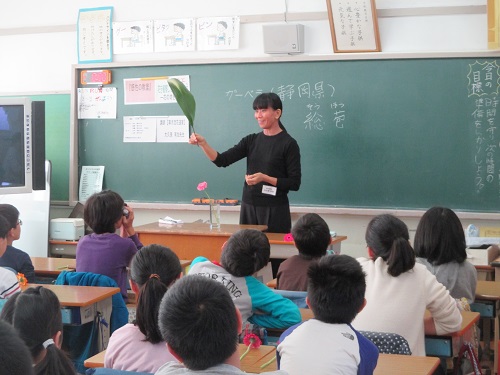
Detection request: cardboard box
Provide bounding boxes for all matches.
[466,245,500,266]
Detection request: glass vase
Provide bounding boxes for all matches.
[209,200,221,229]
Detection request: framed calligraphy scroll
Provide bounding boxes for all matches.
[326,0,381,53]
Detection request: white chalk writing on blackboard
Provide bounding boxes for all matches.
[225,81,346,130]
[468,61,500,196]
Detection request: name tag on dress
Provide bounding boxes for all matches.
[262,185,277,196]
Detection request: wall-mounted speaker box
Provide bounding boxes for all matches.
[263,24,304,54]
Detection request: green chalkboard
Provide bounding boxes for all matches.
[76,58,500,211]
[3,94,70,202]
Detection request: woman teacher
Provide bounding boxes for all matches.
[189,92,301,233]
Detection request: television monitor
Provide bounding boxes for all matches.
[0,97,44,194]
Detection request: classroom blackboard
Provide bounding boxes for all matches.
[76,58,500,211]
[3,94,70,202]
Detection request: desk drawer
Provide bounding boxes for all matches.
[471,301,496,318]
[61,305,96,325]
[425,336,452,357]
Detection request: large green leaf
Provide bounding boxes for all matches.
[167,78,196,132]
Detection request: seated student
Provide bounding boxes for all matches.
[352,214,462,356]
[155,275,287,375]
[76,190,143,301]
[0,320,35,375]
[0,215,20,300]
[277,254,379,375]
[104,244,182,373]
[414,206,477,304]
[276,213,331,291]
[188,229,301,329]
[0,204,35,282]
[0,286,76,375]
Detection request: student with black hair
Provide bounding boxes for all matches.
[0,203,35,282]
[76,189,143,301]
[0,286,76,375]
[156,275,287,374]
[104,244,181,372]
[188,229,301,329]
[414,206,477,303]
[0,320,34,375]
[352,214,462,356]
[0,214,20,300]
[276,213,331,291]
[277,255,379,374]
[189,92,301,234]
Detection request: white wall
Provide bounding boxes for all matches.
[3,0,498,258]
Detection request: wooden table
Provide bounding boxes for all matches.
[265,233,348,259]
[31,256,76,276]
[135,222,267,260]
[84,344,439,374]
[21,283,119,350]
[374,354,440,375]
[86,351,440,375]
[84,344,277,372]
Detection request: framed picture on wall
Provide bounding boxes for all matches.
[326,0,381,53]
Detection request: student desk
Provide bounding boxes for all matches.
[134,222,267,260]
[472,280,500,374]
[21,283,119,351]
[84,344,277,372]
[265,233,348,259]
[31,256,76,276]
[83,345,440,374]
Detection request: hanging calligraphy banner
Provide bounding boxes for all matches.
[326,0,381,53]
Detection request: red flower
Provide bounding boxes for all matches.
[283,233,294,242]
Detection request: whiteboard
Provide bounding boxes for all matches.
[0,161,50,257]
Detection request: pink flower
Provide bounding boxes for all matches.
[197,181,208,191]
[240,333,262,360]
[196,181,211,200]
[283,233,294,242]
[243,333,261,349]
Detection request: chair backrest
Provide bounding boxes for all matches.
[273,289,308,309]
[359,330,412,355]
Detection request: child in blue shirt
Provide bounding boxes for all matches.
[188,229,301,329]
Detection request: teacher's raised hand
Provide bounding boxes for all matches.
[189,133,218,161]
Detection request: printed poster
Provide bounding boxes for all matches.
[154,18,196,52]
[113,20,154,54]
[123,75,190,105]
[196,16,240,51]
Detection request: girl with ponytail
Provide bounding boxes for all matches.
[352,214,462,357]
[0,286,76,375]
[104,244,182,373]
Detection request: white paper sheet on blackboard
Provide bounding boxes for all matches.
[79,166,105,201]
[78,87,117,119]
